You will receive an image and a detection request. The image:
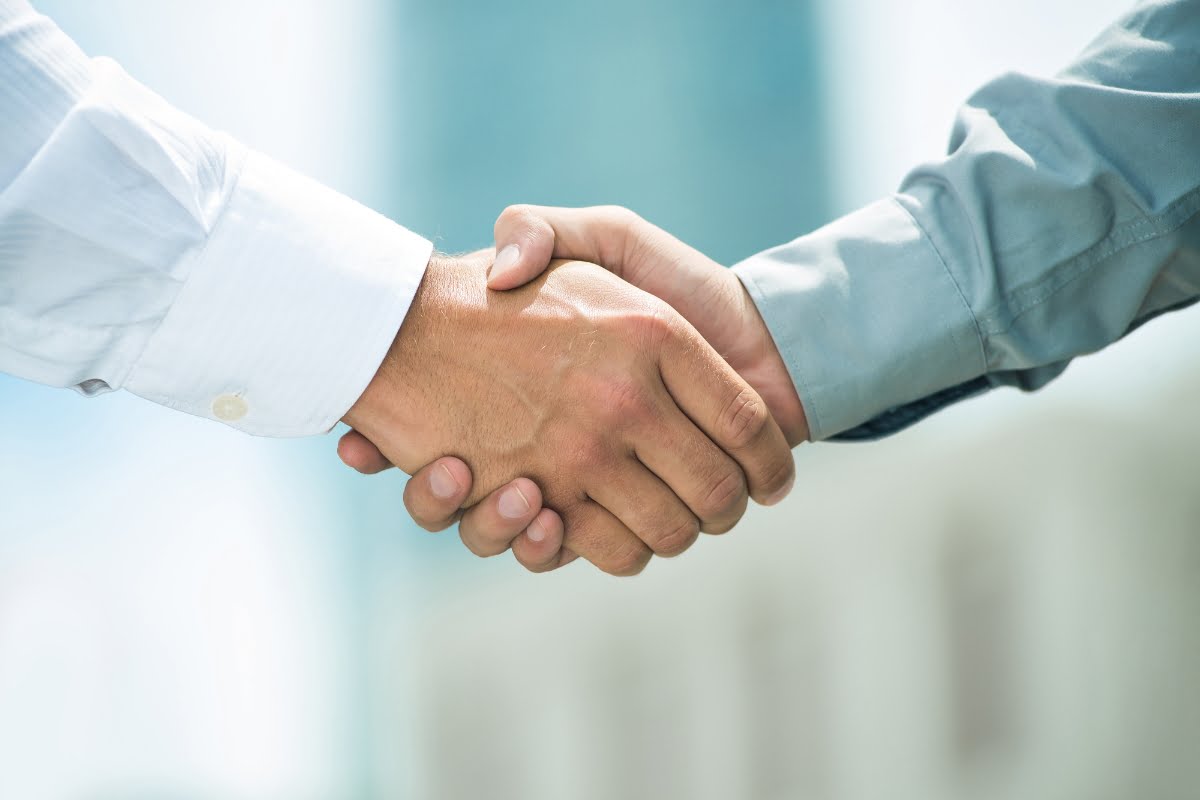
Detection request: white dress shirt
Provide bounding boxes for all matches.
[0,0,432,436]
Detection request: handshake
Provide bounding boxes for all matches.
[340,206,808,576]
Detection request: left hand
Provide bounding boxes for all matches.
[339,438,574,573]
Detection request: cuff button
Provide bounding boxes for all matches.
[212,393,249,422]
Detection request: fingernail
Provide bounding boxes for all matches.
[763,472,795,507]
[490,244,521,282]
[527,517,547,543]
[498,484,531,519]
[430,464,459,499]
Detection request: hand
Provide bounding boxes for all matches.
[341,251,795,576]
[486,206,808,443]
[337,438,574,572]
[344,207,808,569]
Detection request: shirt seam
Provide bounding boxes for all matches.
[980,184,1200,338]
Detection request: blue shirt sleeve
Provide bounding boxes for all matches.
[733,0,1200,441]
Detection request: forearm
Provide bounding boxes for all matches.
[736,0,1200,440]
[0,1,432,435]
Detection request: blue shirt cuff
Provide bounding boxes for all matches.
[732,197,988,441]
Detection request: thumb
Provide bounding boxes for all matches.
[487,205,559,290]
[488,204,650,290]
[491,204,721,299]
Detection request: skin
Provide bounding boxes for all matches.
[341,251,795,576]
[342,208,809,573]
[486,205,808,443]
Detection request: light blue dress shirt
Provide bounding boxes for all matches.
[735,0,1200,441]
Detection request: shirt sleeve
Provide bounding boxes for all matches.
[0,1,432,437]
[733,0,1200,441]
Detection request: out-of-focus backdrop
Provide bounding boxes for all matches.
[2,1,1197,798]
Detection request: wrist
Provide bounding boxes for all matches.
[342,252,487,458]
[735,280,810,446]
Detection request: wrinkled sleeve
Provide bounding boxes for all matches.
[0,1,432,436]
[733,0,1200,441]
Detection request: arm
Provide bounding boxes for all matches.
[0,0,431,435]
[343,253,795,576]
[391,0,1200,549]
[734,0,1200,439]
[483,0,1200,440]
[0,2,797,575]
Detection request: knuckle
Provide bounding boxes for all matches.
[760,452,796,497]
[600,205,642,230]
[498,203,534,228]
[627,301,677,351]
[417,517,452,534]
[458,530,488,558]
[604,543,652,577]
[594,206,648,270]
[593,375,654,426]
[497,204,553,249]
[403,494,450,533]
[651,515,701,557]
[459,525,506,559]
[564,430,613,472]
[696,467,748,523]
[721,388,770,450]
[703,518,737,536]
[514,549,556,574]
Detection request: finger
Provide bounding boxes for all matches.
[510,509,569,573]
[587,462,700,557]
[490,205,633,290]
[492,204,706,291]
[631,397,749,535]
[560,501,653,577]
[402,457,473,532]
[659,322,796,506]
[337,429,395,474]
[487,206,557,290]
[458,478,543,558]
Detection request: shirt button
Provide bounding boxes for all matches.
[212,393,249,422]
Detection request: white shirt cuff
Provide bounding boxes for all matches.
[124,149,432,437]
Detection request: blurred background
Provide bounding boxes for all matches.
[2,0,1198,798]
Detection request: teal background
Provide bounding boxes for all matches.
[378,0,828,263]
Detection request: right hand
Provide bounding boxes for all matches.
[342,251,795,576]
[486,205,808,445]
[367,207,808,571]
